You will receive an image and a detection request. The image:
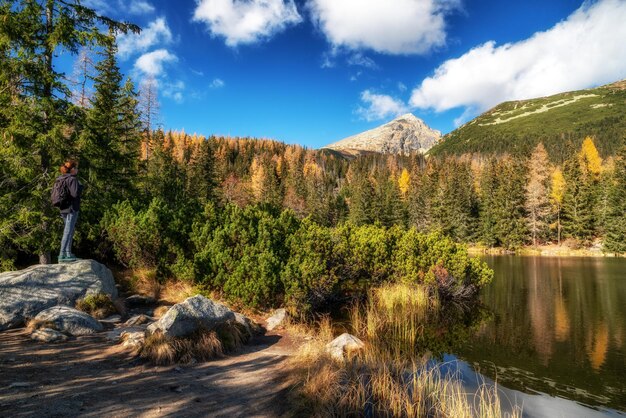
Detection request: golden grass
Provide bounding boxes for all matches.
[140,322,246,365]
[287,283,522,418]
[75,292,117,319]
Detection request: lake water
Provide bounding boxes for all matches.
[454,256,626,417]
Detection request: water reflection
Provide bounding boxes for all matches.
[456,256,626,412]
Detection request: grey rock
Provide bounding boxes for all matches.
[125,294,157,307]
[124,314,152,327]
[146,295,234,338]
[120,330,145,349]
[33,306,103,336]
[0,260,117,331]
[325,333,365,360]
[265,309,287,331]
[323,113,441,155]
[234,312,260,338]
[30,328,68,343]
[100,315,122,325]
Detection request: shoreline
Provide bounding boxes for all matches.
[467,245,624,258]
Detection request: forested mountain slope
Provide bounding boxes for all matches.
[429,80,626,161]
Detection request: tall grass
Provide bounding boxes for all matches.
[288,283,521,417]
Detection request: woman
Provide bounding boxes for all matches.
[56,160,83,262]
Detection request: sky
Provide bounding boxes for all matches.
[75,0,626,148]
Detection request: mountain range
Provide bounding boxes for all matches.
[322,79,626,159]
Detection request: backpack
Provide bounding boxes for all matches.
[51,177,70,208]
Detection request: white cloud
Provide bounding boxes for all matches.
[307,0,460,55]
[192,0,302,47]
[134,49,178,76]
[126,0,155,15]
[162,80,185,103]
[410,0,626,114]
[118,17,173,59]
[209,78,225,89]
[356,90,409,121]
[347,53,378,69]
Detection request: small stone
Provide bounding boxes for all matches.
[30,327,68,343]
[325,333,365,361]
[124,314,152,326]
[266,309,287,331]
[100,315,122,325]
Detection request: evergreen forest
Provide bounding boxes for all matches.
[1,1,625,315]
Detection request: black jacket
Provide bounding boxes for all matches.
[57,174,83,214]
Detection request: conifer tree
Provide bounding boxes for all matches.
[78,32,141,241]
[603,146,626,253]
[493,157,528,248]
[478,158,499,247]
[0,1,138,263]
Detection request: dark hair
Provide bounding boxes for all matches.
[59,159,78,174]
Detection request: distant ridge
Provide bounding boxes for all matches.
[323,113,441,156]
[429,79,626,158]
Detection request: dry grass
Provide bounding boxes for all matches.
[287,283,522,417]
[158,280,196,304]
[75,293,117,319]
[140,322,247,365]
[114,268,161,299]
[27,319,57,333]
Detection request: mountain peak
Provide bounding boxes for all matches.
[323,114,441,155]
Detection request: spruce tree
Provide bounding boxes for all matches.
[604,146,626,252]
[78,32,141,241]
[0,1,138,264]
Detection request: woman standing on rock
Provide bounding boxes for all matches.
[52,160,84,263]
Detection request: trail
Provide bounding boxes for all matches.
[0,328,298,417]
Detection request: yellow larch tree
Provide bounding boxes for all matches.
[398,168,410,199]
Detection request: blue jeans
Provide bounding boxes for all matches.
[60,210,79,257]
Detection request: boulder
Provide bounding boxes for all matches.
[33,306,103,336]
[234,312,261,339]
[146,295,234,338]
[31,327,68,343]
[0,260,117,331]
[325,333,365,361]
[266,309,287,331]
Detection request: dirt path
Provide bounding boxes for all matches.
[0,328,299,418]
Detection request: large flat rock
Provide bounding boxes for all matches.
[0,260,117,331]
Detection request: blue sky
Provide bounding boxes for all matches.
[77,0,626,148]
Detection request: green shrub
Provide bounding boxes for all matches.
[75,292,116,319]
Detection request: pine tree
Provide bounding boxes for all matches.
[78,32,141,241]
[478,158,499,247]
[604,146,626,253]
[525,143,551,246]
[493,157,528,249]
[0,1,138,263]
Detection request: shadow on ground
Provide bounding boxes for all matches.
[0,329,296,417]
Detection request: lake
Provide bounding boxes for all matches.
[453,255,626,417]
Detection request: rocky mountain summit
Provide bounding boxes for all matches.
[323,113,441,155]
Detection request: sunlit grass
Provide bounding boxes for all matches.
[288,282,522,417]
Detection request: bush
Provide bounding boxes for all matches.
[75,292,116,319]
